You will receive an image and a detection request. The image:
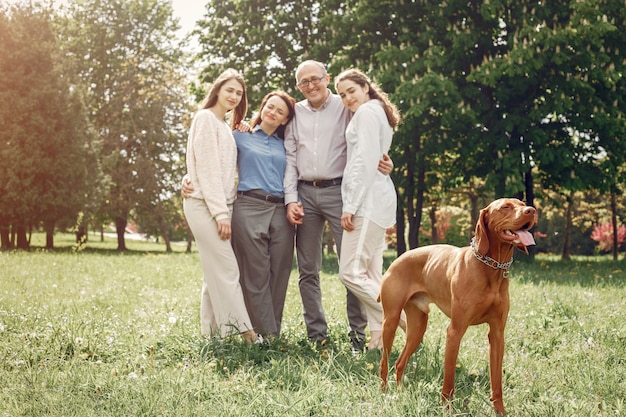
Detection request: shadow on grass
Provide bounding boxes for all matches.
[511,256,625,288]
[8,245,191,256]
[158,327,491,411]
[154,327,387,389]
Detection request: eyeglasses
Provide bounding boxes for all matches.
[298,75,326,88]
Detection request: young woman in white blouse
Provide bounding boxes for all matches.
[334,68,401,350]
[183,68,258,344]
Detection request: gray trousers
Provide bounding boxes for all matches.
[231,194,295,336]
[296,183,367,342]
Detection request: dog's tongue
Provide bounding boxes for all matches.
[515,229,536,246]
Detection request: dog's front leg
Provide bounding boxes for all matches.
[441,320,468,407]
[488,322,507,415]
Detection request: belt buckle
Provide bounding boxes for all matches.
[265,195,273,203]
[312,180,321,188]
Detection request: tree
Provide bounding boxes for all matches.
[57,0,189,251]
[193,0,626,258]
[194,0,323,108]
[0,3,101,250]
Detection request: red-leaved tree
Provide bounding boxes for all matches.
[590,223,626,252]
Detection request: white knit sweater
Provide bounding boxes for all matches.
[185,109,238,221]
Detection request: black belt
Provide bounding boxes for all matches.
[237,190,284,204]
[299,177,342,188]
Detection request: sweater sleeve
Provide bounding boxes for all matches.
[190,111,230,221]
[342,105,383,215]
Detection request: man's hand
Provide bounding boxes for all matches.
[378,153,394,176]
[341,212,355,232]
[286,202,304,225]
[181,175,194,199]
[216,219,232,240]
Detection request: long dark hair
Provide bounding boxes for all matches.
[249,90,296,139]
[334,68,401,128]
[200,68,248,129]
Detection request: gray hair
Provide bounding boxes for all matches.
[295,60,327,83]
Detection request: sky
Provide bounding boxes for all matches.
[171,0,207,39]
[2,0,207,38]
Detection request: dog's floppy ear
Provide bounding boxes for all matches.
[474,207,490,256]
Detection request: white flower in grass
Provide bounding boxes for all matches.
[168,316,177,324]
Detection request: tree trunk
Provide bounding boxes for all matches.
[468,191,480,244]
[0,222,11,250]
[16,223,29,250]
[324,223,335,255]
[115,216,127,252]
[186,229,193,253]
[396,206,406,255]
[76,224,87,245]
[610,191,618,261]
[524,169,536,262]
[561,195,572,261]
[408,139,425,249]
[160,221,172,253]
[44,220,55,250]
[430,203,438,244]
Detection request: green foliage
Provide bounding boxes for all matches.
[194,0,323,108]
[3,0,626,256]
[0,238,624,416]
[56,0,191,251]
[0,3,102,249]
[193,0,626,253]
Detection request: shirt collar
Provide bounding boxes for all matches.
[253,124,280,140]
[304,89,333,111]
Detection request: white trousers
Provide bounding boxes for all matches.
[339,216,386,331]
[183,198,253,338]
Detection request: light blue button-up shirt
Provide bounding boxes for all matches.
[234,126,286,196]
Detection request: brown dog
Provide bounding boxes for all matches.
[378,198,538,415]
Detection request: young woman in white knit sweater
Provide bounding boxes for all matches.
[183,68,258,344]
[334,69,402,351]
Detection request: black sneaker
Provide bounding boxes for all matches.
[350,335,366,353]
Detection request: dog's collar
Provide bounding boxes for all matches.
[470,237,514,278]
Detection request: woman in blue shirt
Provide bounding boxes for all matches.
[231,91,296,338]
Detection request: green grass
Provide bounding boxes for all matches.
[0,233,624,416]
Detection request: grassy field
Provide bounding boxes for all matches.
[0,233,624,416]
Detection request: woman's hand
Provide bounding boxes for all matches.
[341,212,354,232]
[216,219,232,240]
[181,175,194,198]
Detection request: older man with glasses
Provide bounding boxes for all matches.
[284,60,393,351]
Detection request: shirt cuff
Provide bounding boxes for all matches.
[284,193,298,205]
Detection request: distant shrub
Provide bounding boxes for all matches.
[590,222,626,253]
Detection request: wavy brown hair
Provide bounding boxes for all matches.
[334,68,401,128]
[200,68,248,129]
[249,90,296,139]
